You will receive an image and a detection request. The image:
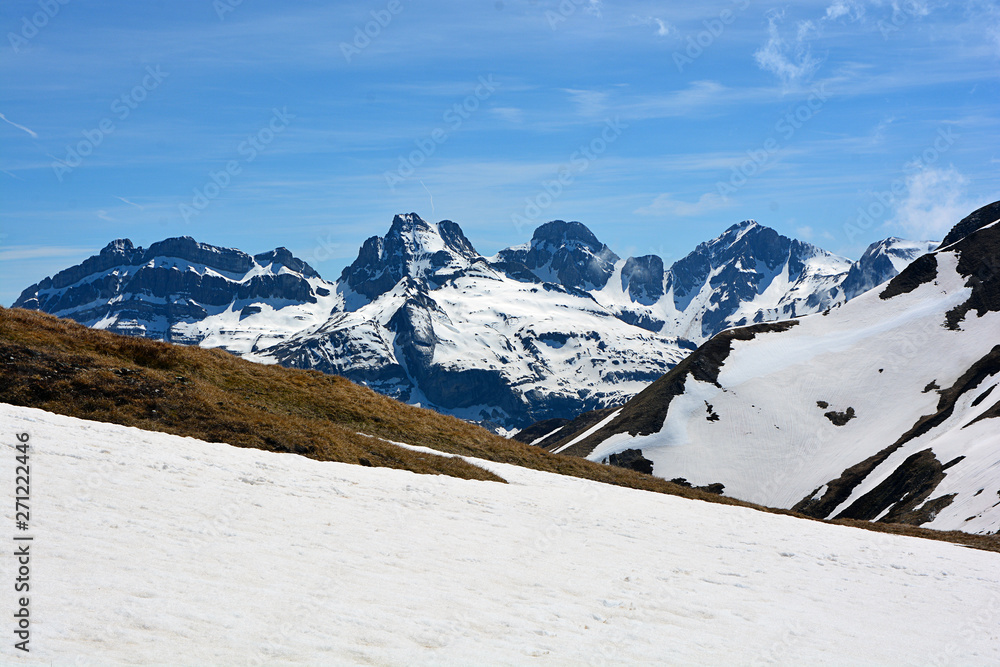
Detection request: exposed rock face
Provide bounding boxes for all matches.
[841,238,939,301]
[665,221,841,337]
[495,220,620,291]
[607,448,654,475]
[13,236,332,346]
[939,200,1000,248]
[340,213,481,302]
[621,255,664,305]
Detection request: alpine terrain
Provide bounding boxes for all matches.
[14,214,934,432]
[527,201,1000,535]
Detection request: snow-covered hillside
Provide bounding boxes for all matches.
[3,402,998,666]
[538,201,1000,535]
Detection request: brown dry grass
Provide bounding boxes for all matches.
[2,307,997,554]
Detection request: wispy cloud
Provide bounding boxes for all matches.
[0,112,38,139]
[114,196,144,210]
[890,166,984,238]
[490,107,525,124]
[635,192,731,217]
[754,11,822,86]
[0,245,94,261]
[561,88,609,117]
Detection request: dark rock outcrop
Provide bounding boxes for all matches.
[879,253,938,300]
[607,448,654,475]
[939,200,1000,248]
[496,220,620,290]
[620,255,664,305]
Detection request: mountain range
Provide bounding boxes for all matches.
[13,213,935,433]
[521,201,1000,534]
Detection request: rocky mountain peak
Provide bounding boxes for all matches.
[497,220,620,291]
[838,237,938,301]
[340,213,481,302]
[143,236,255,274]
[663,221,852,339]
[939,200,1000,248]
[101,238,138,256]
[253,247,320,279]
[532,220,603,250]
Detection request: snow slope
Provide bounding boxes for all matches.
[2,402,998,666]
[540,203,1000,535]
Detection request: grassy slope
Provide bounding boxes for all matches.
[1,307,997,553]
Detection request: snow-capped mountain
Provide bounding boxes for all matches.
[13,213,935,432]
[824,236,940,303]
[591,220,936,343]
[12,236,339,354]
[531,201,1000,535]
[250,214,689,431]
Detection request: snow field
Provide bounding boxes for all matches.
[2,403,998,666]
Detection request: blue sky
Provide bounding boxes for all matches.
[1,0,998,305]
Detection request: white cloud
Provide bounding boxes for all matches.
[871,116,895,144]
[0,112,38,139]
[796,225,815,239]
[561,88,608,117]
[753,11,822,85]
[632,15,675,37]
[490,107,524,124]
[0,245,94,261]
[635,192,731,217]
[824,0,865,22]
[115,196,145,210]
[890,166,983,239]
